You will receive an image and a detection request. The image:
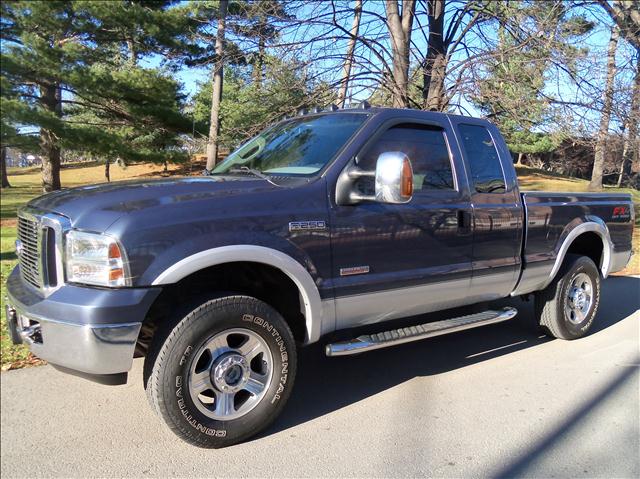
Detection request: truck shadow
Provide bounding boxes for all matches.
[263,275,639,438]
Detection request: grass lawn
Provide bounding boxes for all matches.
[1,161,177,370]
[0,162,638,370]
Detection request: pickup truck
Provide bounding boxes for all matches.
[6,106,635,448]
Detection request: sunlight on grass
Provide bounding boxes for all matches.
[1,161,177,369]
[0,226,35,369]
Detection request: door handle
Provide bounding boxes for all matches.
[457,210,472,231]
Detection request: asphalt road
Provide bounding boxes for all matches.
[1,275,639,478]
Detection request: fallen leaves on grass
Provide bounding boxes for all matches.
[1,354,46,371]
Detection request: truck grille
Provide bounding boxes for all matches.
[17,215,43,289]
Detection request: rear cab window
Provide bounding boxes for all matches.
[457,124,506,194]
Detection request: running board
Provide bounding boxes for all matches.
[325,307,518,357]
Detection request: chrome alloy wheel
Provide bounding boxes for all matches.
[565,272,594,324]
[188,328,273,421]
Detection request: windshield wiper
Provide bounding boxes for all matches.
[228,166,278,186]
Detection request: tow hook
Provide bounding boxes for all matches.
[5,305,22,344]
[5,304,42,345]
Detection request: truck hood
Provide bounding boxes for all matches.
[27,176,279,231]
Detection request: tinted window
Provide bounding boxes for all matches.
[360,124,454,191]
[457,124,505,193]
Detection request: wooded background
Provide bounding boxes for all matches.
[1,0,639,192]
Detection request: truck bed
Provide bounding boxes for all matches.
[514,191,634,295]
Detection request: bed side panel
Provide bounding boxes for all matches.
[512,192,633,295]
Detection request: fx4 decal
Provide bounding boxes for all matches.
[612,206,631,220]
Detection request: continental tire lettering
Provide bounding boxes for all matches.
[240,313,290,404]
[179,345,193,366]
[175,375,226,437]
[271,382,284,404]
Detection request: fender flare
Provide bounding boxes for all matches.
[541,219,613,290]
[151,245,323,343]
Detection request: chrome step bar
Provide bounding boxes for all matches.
[325,307,518,357]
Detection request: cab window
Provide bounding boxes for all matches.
[457,124,506,193]
[359,124,455,191]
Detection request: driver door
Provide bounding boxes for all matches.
[329,120,473,329]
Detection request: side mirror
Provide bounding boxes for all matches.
[336,151,414,205]
[374,152,413,204]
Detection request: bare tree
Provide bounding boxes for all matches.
[336,0,363,108]
[422,0,446,110]
[598,0,640,50]
[589,26,619,190]
[618,56,640,186]
[206,0,228,173]
[385,0,416,107]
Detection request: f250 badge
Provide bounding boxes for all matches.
[289,220,327,232]
[612,206,631,220]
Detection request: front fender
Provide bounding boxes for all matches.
[148,243,324,344]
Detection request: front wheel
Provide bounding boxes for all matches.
[535,254,601,340]
[144,295,297,448]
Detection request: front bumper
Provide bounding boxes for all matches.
[5,267,161,379]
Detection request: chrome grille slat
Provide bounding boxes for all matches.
[16,209,68,295]
[17,215,42,289]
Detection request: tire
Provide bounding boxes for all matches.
[144,295,297,448]
[535,254,601,340]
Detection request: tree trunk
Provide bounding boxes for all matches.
[337,0,363,108]
[423,0,447,111]
[127,38,136,66]
[39,84,62,192]
[598,0,640,51]
[516,152,524,166]
[617,57,640,187]
[205,0,228,173]
[385,0,416,108]
[1,146,10,188]
[589,27,619,191]
[253,37,265,89]
[105,159,111,182]
[253,14,266,91]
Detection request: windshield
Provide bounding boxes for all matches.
[212,113,368,177]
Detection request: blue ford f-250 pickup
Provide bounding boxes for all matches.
[6,106,634,448]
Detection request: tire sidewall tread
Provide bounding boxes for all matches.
[144,295,297,448]
[535,254,601,340]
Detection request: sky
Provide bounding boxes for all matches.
[7,1,636,140]
[152,0,633,134]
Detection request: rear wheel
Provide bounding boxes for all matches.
[535,254,601,340]
[144,295,297,448]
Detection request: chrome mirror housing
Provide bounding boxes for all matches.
[337,151,414,205]
[374,152,413,204]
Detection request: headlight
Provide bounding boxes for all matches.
[65,230,130,287]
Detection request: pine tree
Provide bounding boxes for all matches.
[473,1,593,162]
[194,56,333,150]
[233,0,290,90]
[1,74,38,188]
[1,1,198,191]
